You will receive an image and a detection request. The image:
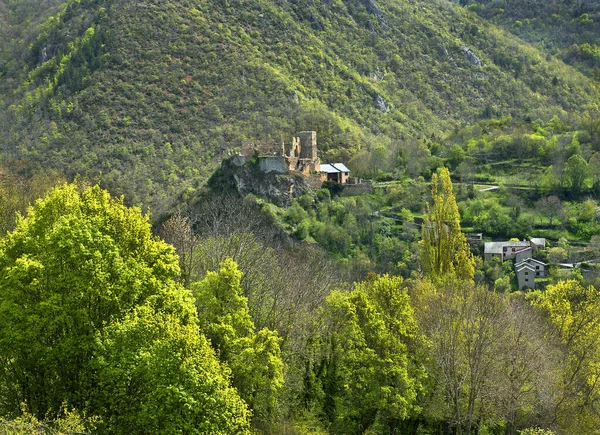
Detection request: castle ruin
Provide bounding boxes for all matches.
[234,131,320,175]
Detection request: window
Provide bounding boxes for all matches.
[525,278,529,282]
[536,266,539,269]
[525,271,529,275]
[536,272,540,276]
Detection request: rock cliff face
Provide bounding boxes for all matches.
[207,157,318,206]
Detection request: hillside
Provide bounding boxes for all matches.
[468,0,600,79]
[0,0,598,213]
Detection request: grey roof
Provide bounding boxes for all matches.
[484,242,506,254]
[516,258,545,268]
[516,263,536,273]
[332,163,350,172]
[320,163,350,173]
[484,241,530,254]
[530,238,546,248]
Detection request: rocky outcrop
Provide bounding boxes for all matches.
[461,46,484,67]
[375,95,390,113]
[207,157,316,207]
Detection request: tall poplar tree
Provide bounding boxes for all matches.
[420,167,474,283]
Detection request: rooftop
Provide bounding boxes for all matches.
[516,258,546,267]
[516,263,536,272]
[484,240,530,254]
[530,238,546,248]
[320,163,350,173]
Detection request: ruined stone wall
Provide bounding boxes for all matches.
[232,155,250,166]
[241,139,279,155]
[258,156,287,174]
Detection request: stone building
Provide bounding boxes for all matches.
[516,258,546,289]
[283,131,321,174]
[235,131,354,184]
[236,131,321,175]
[320,163,350,184]
[483,238,546,262]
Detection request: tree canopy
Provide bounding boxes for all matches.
[0,184,251,433]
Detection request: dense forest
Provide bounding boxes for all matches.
[2,0,600,433]
[1,172,600,434]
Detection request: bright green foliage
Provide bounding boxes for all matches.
[0,184,251,433]
[563,154,589,196]
[192,258,284,425]
[316,274,426,433]
[531,280,600,433]
[0,184,177,416]
[421,167,474,283]
[91,288,251,434]
[519,429,556,435]
[0,404,92,435]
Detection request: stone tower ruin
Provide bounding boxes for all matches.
[298,131,317,162]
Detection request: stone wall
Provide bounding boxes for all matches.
[232,155,250,166]
[299,131,317,161]
[258,156,287,174]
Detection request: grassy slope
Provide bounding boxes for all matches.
[0,0,598,214]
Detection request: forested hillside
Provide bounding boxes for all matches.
[3,1,600,433]
[467,0,600,79]
[0,0,599,212]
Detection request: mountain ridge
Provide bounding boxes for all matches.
[0,0,598,212]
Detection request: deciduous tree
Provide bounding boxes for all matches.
[563,154,589,197]
[315,274,427,433]
[414,280,504,434]
[535,196,565,226]
[192,259,284,426]
[531,280,600,433]
[0,185,251,433]
[420,167,474,283]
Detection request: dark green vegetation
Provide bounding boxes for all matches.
[1,0,599,214]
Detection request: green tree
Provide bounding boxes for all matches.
[563,154,589,197]
[531,280,600,433]
[547,247,568,264]
[0,184,250,433]
[315,274,427,433]
[91,288,251,434]
[588,152,600,194]
[192,259,284,426]
[421,167,474,283]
